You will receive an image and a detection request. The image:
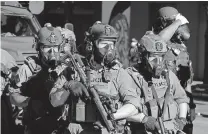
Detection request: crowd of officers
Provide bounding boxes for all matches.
[1,6,196,134]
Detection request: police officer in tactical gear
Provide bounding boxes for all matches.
[126,34,189,134]
[155,7,195,134]
[50,21,141,134]
[10,26,84,134]
[129,6,195,134]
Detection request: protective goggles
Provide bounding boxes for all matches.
[96,40,115,49]
[40,45,60,53]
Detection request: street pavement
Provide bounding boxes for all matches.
[193,99,208,134]
[191,81,208,134]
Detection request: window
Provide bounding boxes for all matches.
[1,15,35,37]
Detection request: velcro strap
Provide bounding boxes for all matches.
[24,57,41,74]
[96,90,119,100]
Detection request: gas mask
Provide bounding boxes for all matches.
[39,44,60,69]
[94,40,116,66]
[146,54,166,78]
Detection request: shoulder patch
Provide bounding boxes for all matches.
[24,56,41,74]
[140,33,167,53]
[48,64,68,76]
[155,41,163,51]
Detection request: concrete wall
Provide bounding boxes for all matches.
[196,3,206,80]
[129,1,206,80]
[130,1,149,40]
[178,2,206,80]
[102,1,117,23]
[178,2,199,79]
[101,1,131,67]
[101,1,130,24]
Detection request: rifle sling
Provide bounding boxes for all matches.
[150,84,163,116]
[150,71,171,118]
[162,71,171,119]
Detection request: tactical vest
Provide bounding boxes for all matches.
[70,65,122,123]
[126,67,179,121]
[164,42,193,86]
[22,64,69,125]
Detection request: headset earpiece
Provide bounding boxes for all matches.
[84,31,94,54]
[33,34,40,51]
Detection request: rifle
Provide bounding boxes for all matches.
[89,85,117,134]
[98,91,117,114]
[61,52,118,133]
[60,51,90,99]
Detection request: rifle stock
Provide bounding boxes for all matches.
[60,52,90,99]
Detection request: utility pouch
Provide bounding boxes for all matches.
[75,99,86,122]
[70,99,97,123]
[145,97,178,121]
[167,99,179,120]
[145,98,163,118]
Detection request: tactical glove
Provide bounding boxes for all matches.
[1,63,9,76]
[142,116,161,133]
[175,117,187,130]
[107,113,116,121]
[64,80,89,99]
[175,13,189,25]
[189,108,196,122]
[188,94,196,122]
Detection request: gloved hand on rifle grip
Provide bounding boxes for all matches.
[142,116,161,134]
[189,101,196,122]
[107,113,116,121]
[189,108,196,122]
[64,80,90,99]
[175,117,187,130]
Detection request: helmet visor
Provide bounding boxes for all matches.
[40,45,60,53]
[96,40,115,49]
